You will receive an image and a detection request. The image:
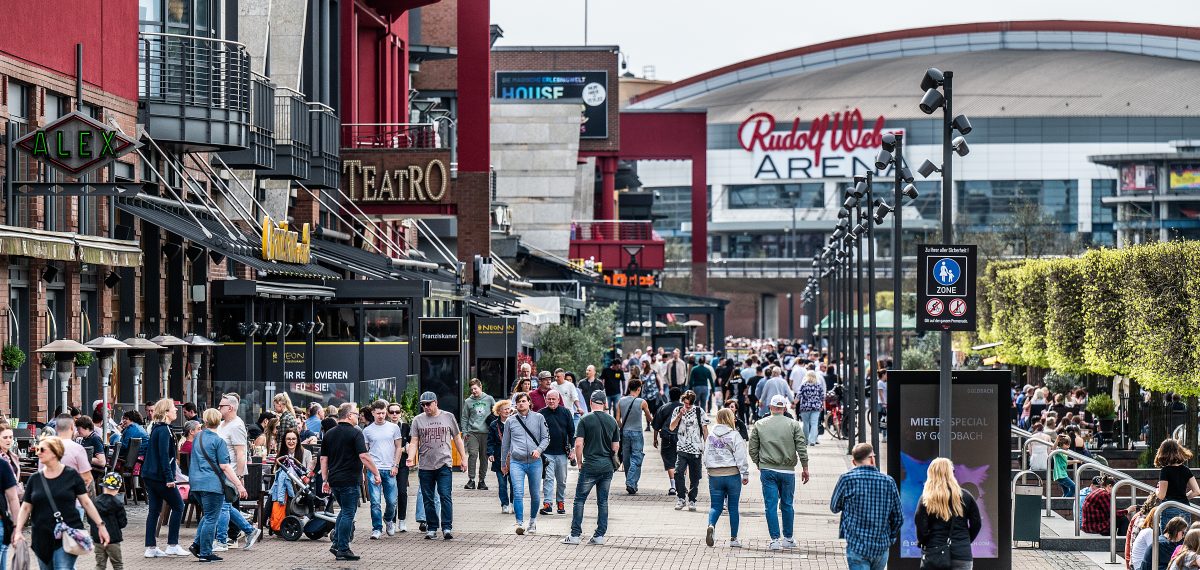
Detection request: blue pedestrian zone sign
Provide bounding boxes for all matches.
[933,258,961,287]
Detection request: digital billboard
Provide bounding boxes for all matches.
[1120,164,1157,191]
[1169,164,1200,191]
[495,71,609,139]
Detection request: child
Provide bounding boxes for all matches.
[93,473,128,570]
[1052,434,1075,497]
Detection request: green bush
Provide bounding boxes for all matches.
[902,333,940,370]
[1044,258,1088,375]
[1123,242,1198,394]
[1014,262,1051,368]
[1081,248,1131,376]
[1085,393,1116,419]
[1,345,25,370]
[534,304,617,378]
[74,352,95,367]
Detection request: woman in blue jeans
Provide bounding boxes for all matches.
[703,408,750,548]
[188,409,247,562]
[795,371,825,446]
[487,400,514,513]
[13,436,110,570]
[142,398,187,557]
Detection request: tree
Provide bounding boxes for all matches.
[534,303,617,377]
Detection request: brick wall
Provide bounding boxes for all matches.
[412,0,458,91]
[491,48,620,155]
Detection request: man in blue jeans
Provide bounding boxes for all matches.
[407,391,468,540]
[830,443,901,570]
[363,400,404,538]
[748,394,810,551]
[563,390,620,545]
[214,393,262,552]
[615,380,653,495]
[502,391,549,535]
[320,403,381,561]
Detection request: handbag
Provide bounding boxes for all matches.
[919,511,959,570]
[604,416,622,471]
[196,431,239,504]
[35,472,93,556]
[615,397,637,469]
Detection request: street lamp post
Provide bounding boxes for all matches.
[865,172,881,454]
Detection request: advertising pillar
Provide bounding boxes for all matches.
[419,318,465,418]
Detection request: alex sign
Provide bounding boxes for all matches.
[261,217,311,264]
[14,111,137,176]
[342,152,450,204]
[738,109,898,179]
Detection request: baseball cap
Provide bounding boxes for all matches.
[590,391,607,405]
[538,370,552,379]
[769,394,790,408]
[100,472,122,491]
[419,391,437,403]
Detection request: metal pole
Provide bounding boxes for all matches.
[787,293,794,339]
[939,71,955,458]
[75,44,83,111]
[841,244,855,454]
[893,133,904,369]
[867,172,880,453]
[855,205,866,444]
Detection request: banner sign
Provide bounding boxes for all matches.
[917,244,977,332]
[419,318,463,354]
[1169,164,1200,191]
[495,71,609,139]
[342,150,451,204]
[14,111,137,176]
[1120,164,1157,191]
[887,370,1011,570]
[473,317,518,358]
[738,109,900,179]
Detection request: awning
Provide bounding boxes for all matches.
[212,279,336,299]
[0,224,142,267]
[115,198,339,279]
[516,298,560,326]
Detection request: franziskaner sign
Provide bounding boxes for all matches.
[737,108,899,179]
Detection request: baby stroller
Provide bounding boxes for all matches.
[274,456,337,541]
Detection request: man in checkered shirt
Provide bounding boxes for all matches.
[830,443,902,570]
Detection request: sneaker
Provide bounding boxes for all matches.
[465,480,476,490]
[329,546,338,555]
[769,539,782,551]
[144,547,167,558]
[335,550,361,561]
[243,527,262,550]
[442,529,454,540]
[588,535,606,545]
[502,504,513,514]
[198,555,223,563]
[539,503,553,516]
[419,521,428,532]
[729,538,742,548]
[705,525,715,547]
[515,523,526,535]
[398,521,408,533]
[781,537,797,548]
[370,530,382,540]
[688,501,697,512]
[425,531,437,540]
[477,482,489,491]
[385,522,396,536]
[668,487,677,496]
[674,498,685,510]
[626,485,636,495]
[527,520,537,534]
[557,501,565,514]
[211,541,229,553]
[188,543,200,558]
[562,534,581,545]
[164,545,188,556]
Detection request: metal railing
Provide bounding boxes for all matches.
[570,220,661,242]
[340,123,439,149]
[1044,448,1138,518]
[273,87,310,149]
[138,31,250,112]
[248,73,275,138]
[1152,501,1200,568]
[1109,478,1157,563]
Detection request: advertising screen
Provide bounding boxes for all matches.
[887,370,1010,569]
[495,71,609,139]
[1170,164,1200,191]
[1120,164,1157,191]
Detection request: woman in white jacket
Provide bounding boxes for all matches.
[703,408,751,548]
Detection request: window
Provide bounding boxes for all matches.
[648,186,691,237]
[727,183,823,210]
[363,308,408,342]
[1091,180,1116,247]
[956,180,1078,231]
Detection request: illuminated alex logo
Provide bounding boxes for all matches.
[14,111,136,176]
[899,453,997,558]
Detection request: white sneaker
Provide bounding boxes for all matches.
[385,522,396,536]
[398,521,408,533]
[562,535,581,545]
[370,530,382,540]
[768,539,781,551]
[211,541,229,553]
[144,547,166,558]
[729,538,742,548]
[163,545,188,556]
[527,520,537,534]
[781,537,797,548]
[674,498,685,510]
[588,535,606,545]
[688,501,697,512]
[502,504,513,514]
[515,522,526,535]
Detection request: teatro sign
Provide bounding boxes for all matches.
[738,109,900,179]
[342,150,451,204]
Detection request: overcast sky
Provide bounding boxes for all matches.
[491,1,1195,81]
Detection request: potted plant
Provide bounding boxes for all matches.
[1,345,25,383]
[40,352,56,381]
[74,351,94,378]
[1086,393,1117,445]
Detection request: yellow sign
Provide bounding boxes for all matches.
[261,217,311,264]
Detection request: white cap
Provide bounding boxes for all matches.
[769,394,790,408]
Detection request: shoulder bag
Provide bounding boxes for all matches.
[615,398,638,468]
[36,472,93,556]
[196,431,240,504]
[919,510,959,570]
[512,414,543,461]
[603,414,622,471]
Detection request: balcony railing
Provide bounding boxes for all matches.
[138,31,251,150]
[260,87,310,180]
[571,220,661,241]
[569,220,666,270]
[303,103,340,189]
[340,123,439,149]
[218,72,275,168]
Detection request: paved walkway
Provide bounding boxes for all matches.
[45,428,1097,568]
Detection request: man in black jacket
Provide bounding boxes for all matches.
[577,365,605,406]
[600,360,625,411]
[651,387,683,496]
[538,391,575,515]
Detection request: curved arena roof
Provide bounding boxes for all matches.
[629,21,1200,121]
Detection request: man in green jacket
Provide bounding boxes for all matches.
[749,394,810,551]
[461,379,496,490]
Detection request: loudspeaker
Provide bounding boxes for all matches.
[162,242,182,259]
[209,251,225,265]
[185,245,205,262]
[103,271,121,288]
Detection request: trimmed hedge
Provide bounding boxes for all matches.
[981,241,1200,395]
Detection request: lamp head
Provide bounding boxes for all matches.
[881,132,898,153]
[903,183,919,200]
[919,88,945,114]
[917,159,940,178]
[952,114,973,135]
[899,166,915,184]
[952,136,970,157]
[874,149,893,170]
[920,67,945,92]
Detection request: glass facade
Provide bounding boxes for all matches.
[649,185,691,237]
[956,180,1078,232]
[1091,179,1116,246]
[727,182,823,209]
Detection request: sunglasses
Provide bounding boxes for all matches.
[420,402,433,407]
[388,410,402,414]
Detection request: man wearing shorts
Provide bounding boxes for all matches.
[651,387,683,496]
